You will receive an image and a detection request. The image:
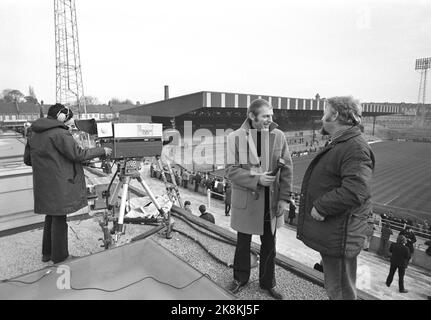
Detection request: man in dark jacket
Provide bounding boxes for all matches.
[386,235,410,293]
[297,96,375,300]
[198,205,215,224]
[24,104,111,264]
[399,226,416,262]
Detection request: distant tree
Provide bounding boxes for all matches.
[24,86,38,104]
[80,95,100,105]
[109,97,134,105]
[2,89,25,103]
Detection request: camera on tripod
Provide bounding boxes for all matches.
[73,119,174,248]
[74,119,164,159]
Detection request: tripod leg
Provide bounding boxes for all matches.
[108,178,122,208]
[136,176,172,239]
[156,156,179,206]
[165,160,183,208]
[117,176,131,234]
[156,156,169,185]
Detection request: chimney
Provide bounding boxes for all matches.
[164,85,169,100]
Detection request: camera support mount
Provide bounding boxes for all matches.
[99,159,172,249]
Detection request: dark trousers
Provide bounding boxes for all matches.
[42,215,69,263]
[194,183,199,192]
[386,264,406,292]
[225,203,231,215]
[183,180,188,188]
[321,254,358,300]
[233,214,276,289]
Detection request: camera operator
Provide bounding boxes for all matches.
[24,103,112,264]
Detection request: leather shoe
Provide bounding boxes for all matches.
[228,280,245,294]
[399,289,409,293]
[261,287,284,300]
[41,255,51,263]
[53,255,79,264]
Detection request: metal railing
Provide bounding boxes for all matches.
[206,189,225,209]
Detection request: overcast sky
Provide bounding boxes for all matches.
[1,0,430,105]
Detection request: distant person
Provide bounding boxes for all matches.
[399,226,417,263]
[24,104,111,264]
[177,171,182,187]
[174,171,181,186]
[184,201,193,214]
[378,221,393,258]
[198,205,215,224]
[386,235,410,293]
[194,172,202,192]
[288,201,296,225]
[224,182,232,216]
[182,170,189,188]
[149,162,155,178]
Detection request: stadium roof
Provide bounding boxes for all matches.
[120,92,206,117]
[120,91,426,118]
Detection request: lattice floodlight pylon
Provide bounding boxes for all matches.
[54,0,87,116]
[414,57,431,127]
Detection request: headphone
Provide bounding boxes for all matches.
[347,111,362,126]
[56,107,70,122]
[325,108,362,126]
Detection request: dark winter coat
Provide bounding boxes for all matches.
[200,212,215,224]
[297,126,375,258]
[24,118,105,215]
[389,242,411,268]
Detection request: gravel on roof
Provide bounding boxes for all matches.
[0,216,327,300]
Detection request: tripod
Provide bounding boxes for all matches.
[154,155,183,208]
[100,159,172,249]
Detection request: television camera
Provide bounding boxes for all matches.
[74,119,175,248]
